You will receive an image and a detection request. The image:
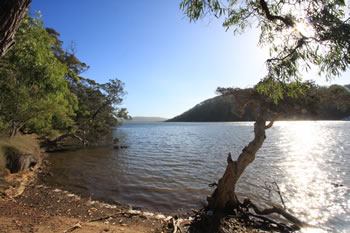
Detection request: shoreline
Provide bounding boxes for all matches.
[0,155,275,233]
[0,161,178,233]
[0,183,172,233]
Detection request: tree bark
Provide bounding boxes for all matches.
[207,110,281,210]
[0,0,32,57]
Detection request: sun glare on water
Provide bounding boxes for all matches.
[275,122,348,232]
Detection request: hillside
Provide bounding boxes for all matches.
[168,84,350,122]
[168,95,255,122]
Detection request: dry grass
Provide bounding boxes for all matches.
[0,134,40,176]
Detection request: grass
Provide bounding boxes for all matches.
[0,134,40,176]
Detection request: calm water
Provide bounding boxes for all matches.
[46,121,350,232]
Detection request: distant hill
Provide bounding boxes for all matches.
[168,95,255,122]
[168,84,350,122]
[126,116,167,122]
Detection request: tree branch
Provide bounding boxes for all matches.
[267,39,305,64]
[265,113,283,129]
[91,99,112,120]
[242,198,305,228]
[259,0,294,27]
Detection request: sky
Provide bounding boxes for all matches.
[30,0,350,119]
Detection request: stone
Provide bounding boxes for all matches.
[5,147,37,173]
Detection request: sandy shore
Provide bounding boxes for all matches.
[0,160,178,233]
[0,157,271,233]
[0,181,173,233]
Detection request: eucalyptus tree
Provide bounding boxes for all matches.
[41,30,130,146]
[0,14,77,137]
[46,27,89,83]
[180,0,350,224]
[70,78,130,145]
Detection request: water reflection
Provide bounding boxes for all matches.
[46,121,350,232]
[274,122,349,232]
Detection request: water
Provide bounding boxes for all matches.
[46,121,350,232]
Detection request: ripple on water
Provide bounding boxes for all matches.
[47,121,350,232]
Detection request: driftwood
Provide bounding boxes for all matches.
[264,181,286,209]
[171,217,186,233]
[63,222,82,233]
[187,203,301,233]
[172,218,178,233]
[89,212,122,223]
[241,198,305,228]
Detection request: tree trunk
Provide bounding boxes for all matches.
[207,110,279,210]
[10,127,18,137]
[0,0,32,57]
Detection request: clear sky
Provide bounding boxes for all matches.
[30,0,349,119]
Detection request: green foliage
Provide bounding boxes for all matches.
[0,12,129,144]
[0,13,77,136]
[46,28,89,82]
[255,78,310,104]
[70,77,130,144]
[315,84,350,117]
[180,0,350,101]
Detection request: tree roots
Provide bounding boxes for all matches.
[187,197,305,233]
[241,198,304,230]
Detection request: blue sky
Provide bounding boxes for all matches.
[30,0,349,118]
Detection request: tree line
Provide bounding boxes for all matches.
[169,83,350,122]
[0,12,129,145]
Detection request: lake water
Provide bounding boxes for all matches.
[46,121,350,232]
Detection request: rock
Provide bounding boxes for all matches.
[113,138,120,144]
[17,153,37,172]
[4,147,37,173]
[113,144,128,149]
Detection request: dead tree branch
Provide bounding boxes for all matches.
[242,198,305,228]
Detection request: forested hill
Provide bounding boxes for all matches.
[168,95,256,122]
[168,84,350,122]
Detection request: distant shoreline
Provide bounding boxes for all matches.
[123,116,168,123]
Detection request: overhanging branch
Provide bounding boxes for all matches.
[265,113,283,129]
[267,39,305,64]
[259,0,294,27]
